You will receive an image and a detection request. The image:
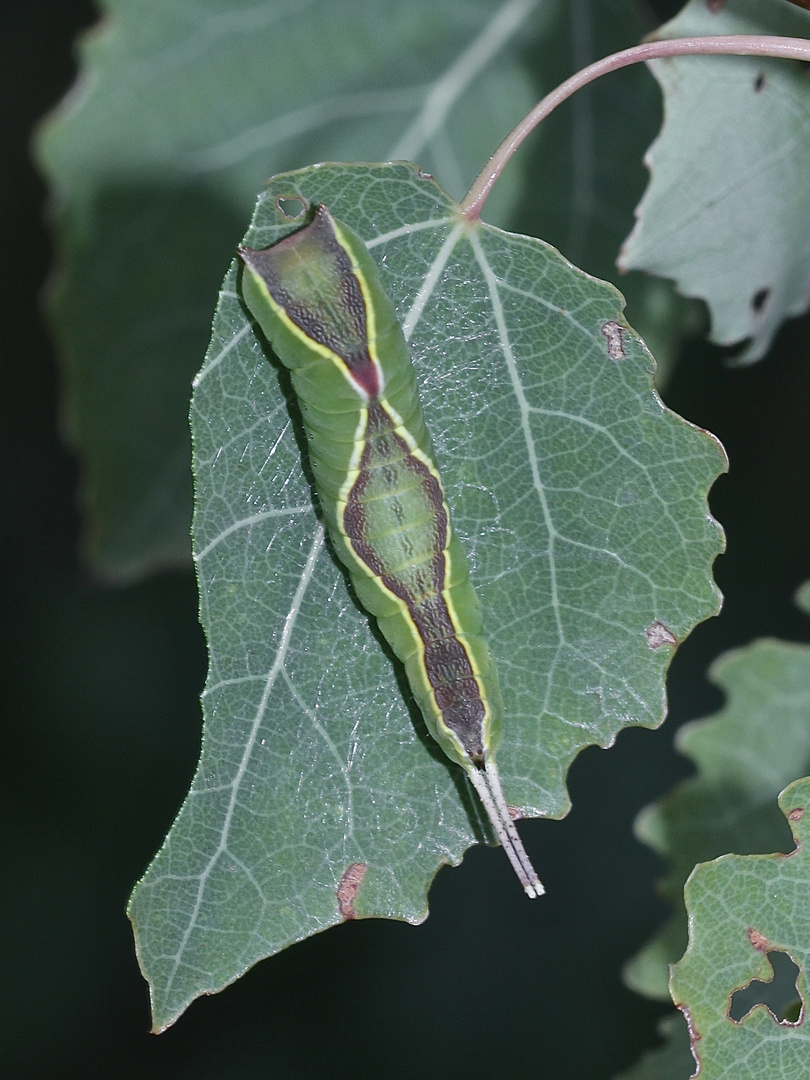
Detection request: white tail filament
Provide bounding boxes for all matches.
[468,761,544,898]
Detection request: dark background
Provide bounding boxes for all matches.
[3,3,809,1077]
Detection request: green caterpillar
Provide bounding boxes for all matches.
[239,204,542,897]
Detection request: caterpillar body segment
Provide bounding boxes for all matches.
[239,205,542,897]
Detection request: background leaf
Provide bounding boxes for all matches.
[670,774,810,1077]
[612,1012,694,1080]
[34,0,665,580]
[620,0,810,364]
[626,582,810,1001]
[128,161,725,1030]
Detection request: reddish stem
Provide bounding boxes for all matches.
[461,35,810,221]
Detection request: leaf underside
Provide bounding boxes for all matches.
[128,162,725,1031]
[621,0,810,363]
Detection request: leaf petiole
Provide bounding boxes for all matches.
[462,34,810,221]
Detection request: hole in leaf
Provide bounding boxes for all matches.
[276,196,308,220]
[754,72,766,92]
[729,950,803,1025]
[751,287,771,315]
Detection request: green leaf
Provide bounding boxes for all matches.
[671,775,810,1077]
[128,161,725,1031]
[627,583,810,1001]
[620,0,810,363]
[33,0,544,580]
[35,0,662,580]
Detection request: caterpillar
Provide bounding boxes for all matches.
[239,204,542,897]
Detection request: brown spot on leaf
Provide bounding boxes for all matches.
[646,621,677,650]
[748,927,770,952]
[601,321,627,360]
[788,806,805,822]
[707,0,727,12]
[337,863,367,920]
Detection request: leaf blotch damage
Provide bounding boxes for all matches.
[729,946,804,1026]
[600,321,627,360]
[337,863,368,920]
[645,621,677,649]
[748,927,770,952]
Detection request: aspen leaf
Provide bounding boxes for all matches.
[128,163,725,1031]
